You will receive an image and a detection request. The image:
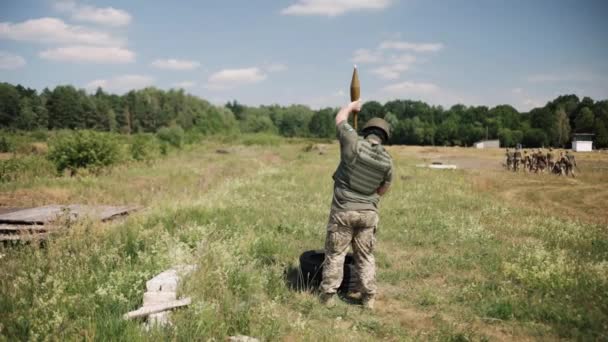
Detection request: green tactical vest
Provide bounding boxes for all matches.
[334,138,392,196]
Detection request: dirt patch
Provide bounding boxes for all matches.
[260,152,283,164]
[0,153,14,160]
[393,146,608,225]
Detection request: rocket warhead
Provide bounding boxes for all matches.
[350,66,360,102]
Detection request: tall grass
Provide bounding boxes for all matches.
[1,142,606,340]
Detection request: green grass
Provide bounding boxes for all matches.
[1,140,607,340]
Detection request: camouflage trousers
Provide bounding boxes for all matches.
[320,210,379,296]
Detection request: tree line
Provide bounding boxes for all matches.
[1,82,607,148]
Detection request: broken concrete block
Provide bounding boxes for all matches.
[143,291,177,306]
[145,311,171,330]
[146,270,178,292]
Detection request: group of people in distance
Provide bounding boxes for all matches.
[505,147,578,177]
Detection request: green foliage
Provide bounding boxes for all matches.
[0,82,21,127]
[308,108,335,138]
[130,134,158,161]
[575,107,595,133]
[2,81,608,149]
[523,128,548,147]
[498,128,523,147]
[0,155,54,183]
[47,130,121,174]
[46,85,85,129]
[0,135,14,152]
[240,114,278,134]
[156,126,184,148]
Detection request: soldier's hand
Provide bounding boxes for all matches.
[350,99,362,113]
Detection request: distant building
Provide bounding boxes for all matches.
[474,139,500,149]
[572,133,594,152]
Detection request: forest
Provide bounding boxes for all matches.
[1,82,607,148]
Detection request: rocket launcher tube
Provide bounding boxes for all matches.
[350,65,360,130]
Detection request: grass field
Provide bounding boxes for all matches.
[1,139,607,341]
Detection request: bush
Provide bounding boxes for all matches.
[47,130,121,175]
[156,126,184,148]
[29,130,49,142]
[0,135,14,153]
[130,134,158,161]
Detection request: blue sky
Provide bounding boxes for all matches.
[1,0,607,111]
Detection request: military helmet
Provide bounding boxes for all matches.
[362,117,391,141]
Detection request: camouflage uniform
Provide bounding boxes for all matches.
[565,151,576,177]
[513,149,522,172]
[505,149,513,170]
[536,149,546,173]
[547,148,555,172]
[321,210,379,296]
[557,152,567,175]
[321,120,393,304]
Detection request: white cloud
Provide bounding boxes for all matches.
[0,52,26,69]
[86,74,154,93]
[55,1,131,27]
[151,58,200,70]
[281,0,392,16]
[172,81,196,89]
[371,64,411,80]
[388,53,416,64]
[381,81,439,94]
[379,40,444,52]
[40,45,134,63]
[369,54,416,80]
[352,48,383,64]
[206,67,267,90]
[0,17,122,46]
[266,63,288,72]
[511,87,523,94]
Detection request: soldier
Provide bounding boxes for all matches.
[528,149,537,172]
[539,148,548,173]
[505,148,513,170]
[513,147,522,172]
[320,100,393,310]
[557,151,567,176]
[565,151,577,177]
[547,148,555,171]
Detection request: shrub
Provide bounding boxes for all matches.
[159,142,169,156]
[0,135,14,153]
[156,126,184,148]
[29,130,50,141]
[47,130,121,175]
[0,158,20,182]
[130,134,158,161]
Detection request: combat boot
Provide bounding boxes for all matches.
[320,293,336,308]
[361,294,375,310]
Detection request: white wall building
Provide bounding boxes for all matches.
[572,133,594,152]
[474,139,500,149]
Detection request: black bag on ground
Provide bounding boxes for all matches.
[299,250,358,292]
